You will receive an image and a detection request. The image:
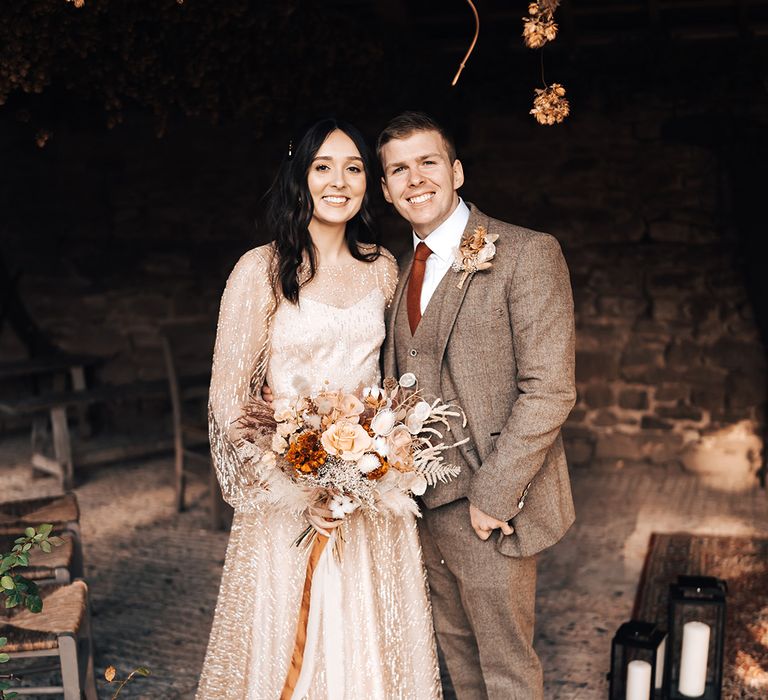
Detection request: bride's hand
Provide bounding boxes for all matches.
[306,503,342,538]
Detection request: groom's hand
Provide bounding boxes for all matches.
[469,503,514,541]
[261,384,274,405]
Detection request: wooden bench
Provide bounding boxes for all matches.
[0,375,209,491]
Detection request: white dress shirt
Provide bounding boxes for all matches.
[412,198,470,314]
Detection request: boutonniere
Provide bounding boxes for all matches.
[451,225,499,289]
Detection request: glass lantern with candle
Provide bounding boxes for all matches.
[609,620,667,700]
[664,575,727,700]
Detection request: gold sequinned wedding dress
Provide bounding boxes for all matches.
[196,244,442,700]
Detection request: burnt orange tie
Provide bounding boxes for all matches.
[407,241,432,334]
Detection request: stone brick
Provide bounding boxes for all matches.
[654,383,691,401]
[648,271,702,294]
[620,344,666,382]
[592,409,619,426]
[674,366,729,386]
[648,221,718,243]
[576,351,620,382]
[648,221,691,242]
[711,339,767,373]
[685,297,721,326]
[656,403,703,422]
[619,389,649,410]
[587,267,645,296]
[577,323,629,350]
[728,371,767,410]
[564,436,595,466]
[567,407,588,423]
[596,295,649,318]
[652,298,683,322]
[622,364,665,385]
[690,387,726,414]
[595,433,645,461]
[666,339,704,369]
[641,415,674,430]
[583,384,614,409]
[622,344,666,368]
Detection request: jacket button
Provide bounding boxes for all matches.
[409,349,418,357]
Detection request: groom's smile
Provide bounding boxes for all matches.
[380,130,464,239]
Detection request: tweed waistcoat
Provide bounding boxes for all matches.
[393,264,475,506]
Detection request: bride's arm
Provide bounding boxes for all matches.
[208,247,276,510]
[375,247,399,307]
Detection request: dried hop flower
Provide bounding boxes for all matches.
[522,15,559,49]
[530,83,570,126]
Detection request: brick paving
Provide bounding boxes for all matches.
[1,436,767,699]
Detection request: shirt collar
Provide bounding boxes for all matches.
[412,198,470,264]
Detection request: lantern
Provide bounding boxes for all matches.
[609,620,667,700]
[664,575,727,699]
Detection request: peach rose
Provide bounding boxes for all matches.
[338,394,364,421]
[321,420,373,461]
[386,425,414,471]
[314,391,340,416]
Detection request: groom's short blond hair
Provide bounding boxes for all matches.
[376,112,457,164]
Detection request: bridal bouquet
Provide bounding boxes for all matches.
[236,374,464,549]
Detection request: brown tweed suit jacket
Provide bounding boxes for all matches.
[383,203,577,558]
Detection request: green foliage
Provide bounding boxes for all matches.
[0,634,18,698]
[0,525,63,613]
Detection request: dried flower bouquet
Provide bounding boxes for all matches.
[236,374,464,551]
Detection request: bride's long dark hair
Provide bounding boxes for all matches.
[263,118,380,303]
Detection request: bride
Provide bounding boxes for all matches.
[196,119,442,699]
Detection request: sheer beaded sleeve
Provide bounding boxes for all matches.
[375,247,399,306]
[208,246,277,510]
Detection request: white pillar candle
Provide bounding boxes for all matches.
[655,636,666,689]
[678,621,710,697]
[626,659,652,700]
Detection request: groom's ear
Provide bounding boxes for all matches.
[452,159,465,190]
[381,176,393,204]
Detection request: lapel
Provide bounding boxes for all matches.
[433,203,490,365]
[387,203,491,367]
[385,249,413,377]
[387,249,413,343]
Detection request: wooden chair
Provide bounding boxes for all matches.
[0,493,84,580]
[0,580,97,699]
[0,533,74,585]
[159,321,229,528]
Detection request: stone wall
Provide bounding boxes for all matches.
[460,92,766,483]
[1,74,765,481]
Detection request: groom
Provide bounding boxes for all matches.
[379,112,576,699]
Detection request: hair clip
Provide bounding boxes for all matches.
[287,139,293,159]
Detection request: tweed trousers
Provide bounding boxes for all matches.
[419,496,542,700]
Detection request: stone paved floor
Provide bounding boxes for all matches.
[1,435,767,699]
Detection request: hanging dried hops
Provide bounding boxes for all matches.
[530,83,570,125]
[537,0,561,13]
[35,129,52,148]
[522,2,558,49]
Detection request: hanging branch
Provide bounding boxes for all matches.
[451,0,480,87]
[523,1,570,125]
